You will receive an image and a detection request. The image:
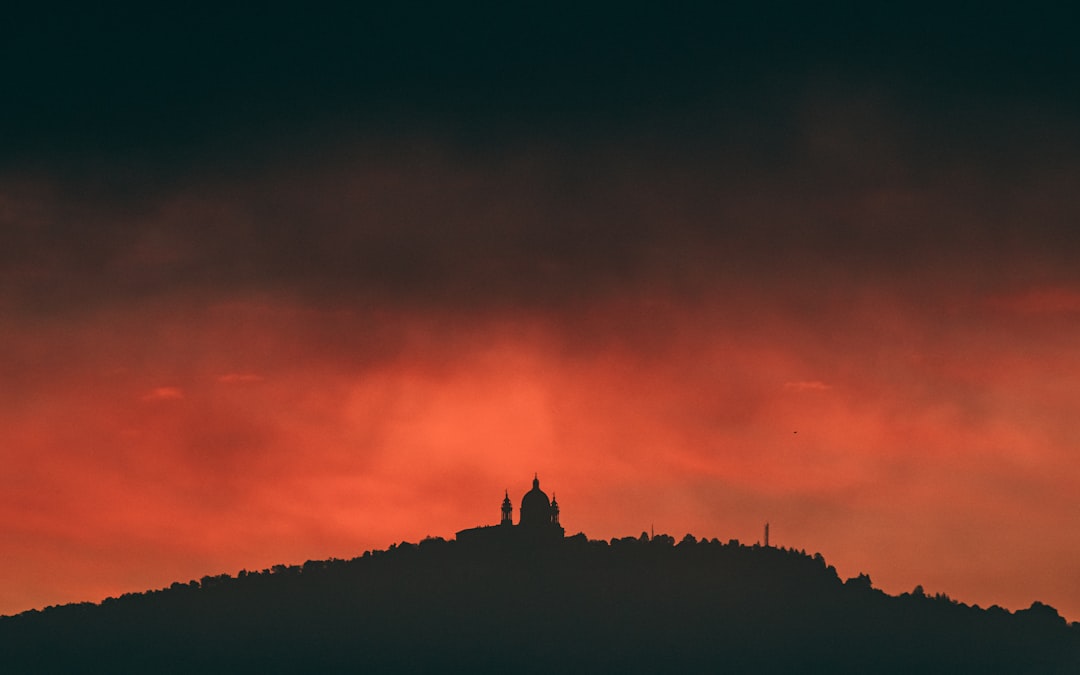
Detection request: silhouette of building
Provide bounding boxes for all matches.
[456,475,565,545]
[500,490,513,525]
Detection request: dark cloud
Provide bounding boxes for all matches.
[0,154,855,314]
[4,120,1080,324]
[3,4,1079,165]
[5,5,1080,322]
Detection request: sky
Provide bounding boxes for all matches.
[3,4,1080,619]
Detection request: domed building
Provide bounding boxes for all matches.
[519,474,560,528]
[457,474,564,544]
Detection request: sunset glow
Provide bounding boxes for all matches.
[3,4,1079,627]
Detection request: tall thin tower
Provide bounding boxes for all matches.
[764,522,770,547]
[501,490,513,525]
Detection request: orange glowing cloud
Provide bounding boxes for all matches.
[142,386,185,401]
[217,373,265,384]
[783,380,831,392]
[1,283,1079,623]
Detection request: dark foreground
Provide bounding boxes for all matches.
[2,534,1077,674]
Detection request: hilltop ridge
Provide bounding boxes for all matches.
[2,533,1077,674]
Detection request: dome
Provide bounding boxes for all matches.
[519,475,552,527]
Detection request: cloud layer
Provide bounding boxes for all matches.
[3,5,1080,621]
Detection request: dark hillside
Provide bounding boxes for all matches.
[2,534,1077,674]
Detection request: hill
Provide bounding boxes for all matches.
[1,533,1077,674]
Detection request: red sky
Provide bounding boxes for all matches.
[3,4,1080,623]
[4,137,1080,620]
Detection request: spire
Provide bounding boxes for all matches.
[500,489,513,525]
[533,473,540,489]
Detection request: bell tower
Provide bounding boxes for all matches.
[501,490,513,525]
[550,493,560,526]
